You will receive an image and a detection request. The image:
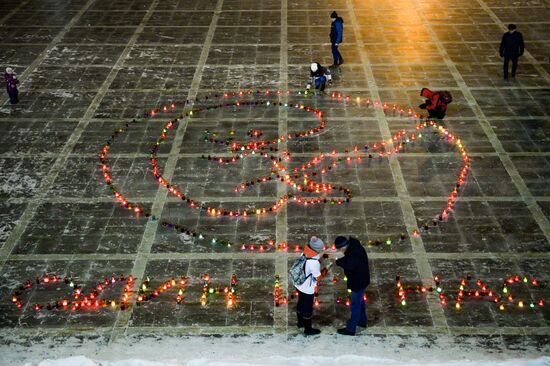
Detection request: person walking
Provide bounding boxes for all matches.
[334,236,370,336]
[4,67,19,104]
[499,24,524,80]
[330,11,344,67]
[292,236,329,336]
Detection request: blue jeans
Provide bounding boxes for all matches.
[331,43,343,65]
[314,76,327,90]
[346,287,367,332]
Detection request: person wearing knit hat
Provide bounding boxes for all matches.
[329,11,344,67]
[334,236,370,335]
[4,67,19,104]
[294,236,329,335]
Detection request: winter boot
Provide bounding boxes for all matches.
[337,327,355,336]
[296,313,305,328]
[303,318,321,336]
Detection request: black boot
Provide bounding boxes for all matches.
[337,327,355,336]
[303,318,321,335]
[297,313,304,328]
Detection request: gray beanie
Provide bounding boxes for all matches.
[309,236,324,253]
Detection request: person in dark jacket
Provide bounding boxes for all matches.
[329,11,344,66]
[418,88,452,119]
[334,236,370,336]
[499,24,524,80]
[307,62,331,92]
[4,67,19,104]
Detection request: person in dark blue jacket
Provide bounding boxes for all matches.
[334,236,370,335]
[499,24,524,80]
[330,11,344,66]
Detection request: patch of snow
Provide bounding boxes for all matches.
[0,221,17,242]
[178,232,195,244]
[3,332,549,366]
[50,91,75,98]
[1,172,38,196]
[18,355,550,366]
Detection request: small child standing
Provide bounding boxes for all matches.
[4,67,19,104]
[295,236,328,335]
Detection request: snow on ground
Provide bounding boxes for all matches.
[21,355,550,366]
[3,332,549,366]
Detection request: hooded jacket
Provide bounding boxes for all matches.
[335,237,370,291]
[310,62,328,79]
[330,17,344,44]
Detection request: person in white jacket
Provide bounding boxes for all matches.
[295,236,329,335]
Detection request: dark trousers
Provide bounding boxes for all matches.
[314,76,327,91]
[503,56,518,79]
[428,108,446,119]
[7,87,18,104]
[331,43,343,65]
[346,287,367,332]
[296,290,314,319]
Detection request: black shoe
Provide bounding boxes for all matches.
[305,327,321,335]
[357,322,367,328]
[337,328,355,336]
[297,314,304,328]
[303,318,321,336]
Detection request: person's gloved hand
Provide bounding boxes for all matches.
[306,83,311,90]
[419,103,427,109]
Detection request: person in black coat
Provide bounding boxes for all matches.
[499,24,524,80]
[334,236,370,335]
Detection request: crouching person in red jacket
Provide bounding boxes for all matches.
[419,88,452,119]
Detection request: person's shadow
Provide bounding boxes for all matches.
[328,65,342,83]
